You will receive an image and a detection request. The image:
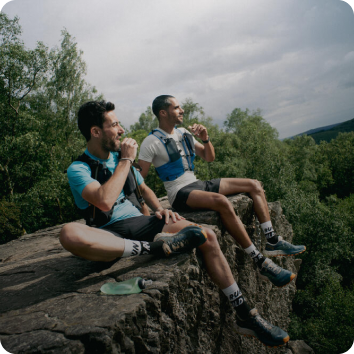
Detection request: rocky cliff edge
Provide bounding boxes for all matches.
[0,195,312,354]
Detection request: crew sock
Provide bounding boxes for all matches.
[261,221,279,244]
[122,239,165,257]
[244,243,266,269]
[222,282,251,320]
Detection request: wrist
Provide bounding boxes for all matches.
[120,158,133,165]
[155,206,164,212]
[202,136,210,143]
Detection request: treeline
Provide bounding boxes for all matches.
[0,14,101,239]
[1,13,353,354]
[307,118,354,144]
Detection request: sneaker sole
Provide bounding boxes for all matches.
[259,272,296,287]
[154,224,207,256]
[233,324,290,348]
[263,247,306,257]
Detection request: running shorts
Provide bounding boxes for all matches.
[102,215,166,242]
[172,179,221,212]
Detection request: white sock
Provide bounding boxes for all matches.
[261,221,275,240]
[244,243,265,266]
[122,239,142,258]
[222,282,244,308]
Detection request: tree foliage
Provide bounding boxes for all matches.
[129,106,158,133]
[0,14,100,242]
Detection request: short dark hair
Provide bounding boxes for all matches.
[152,95,174,119]
[77,101,115,141]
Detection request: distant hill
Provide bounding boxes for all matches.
[288,118,354,143]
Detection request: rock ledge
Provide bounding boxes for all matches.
[1,195,301,353]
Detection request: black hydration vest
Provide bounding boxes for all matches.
[74,152,142,227]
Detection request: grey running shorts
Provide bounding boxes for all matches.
[172,179,221,212]
[102,215,166,242]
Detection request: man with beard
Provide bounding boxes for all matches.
[62,100,207,260]
[60,100,291,348]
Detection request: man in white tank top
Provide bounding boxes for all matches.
[139,95,306,266]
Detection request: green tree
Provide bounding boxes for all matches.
[129,106,158,133]
[317,132,354,198]
[180,98,205,127]
[284,135,334,196]
[0,14,101,242]
[0,14,49,200]
[222,108,294,201]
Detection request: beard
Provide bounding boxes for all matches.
[166,112,183,125]
[101,134,121,153]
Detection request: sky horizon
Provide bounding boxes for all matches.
[1,0,354,139]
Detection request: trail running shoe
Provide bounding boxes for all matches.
[259,258,296,287]
[153,225,207,256]
[264,236,306,257]
[234,308,290,348]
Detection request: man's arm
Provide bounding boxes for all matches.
[188,124,215,162]
[139,181,183,223]
[82,138,137,211]
[138,159,152,179]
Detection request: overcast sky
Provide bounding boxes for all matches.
[1,0,354,138]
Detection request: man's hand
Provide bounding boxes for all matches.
[155,207,184,224]
[188,124,209,142]
[120,138,138,161]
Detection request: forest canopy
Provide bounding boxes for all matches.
[1,13,353,354]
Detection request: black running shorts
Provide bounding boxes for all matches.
[102,215,166,242]
[172,179,221,212]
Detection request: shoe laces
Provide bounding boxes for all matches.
[253,314,274,333]
[264,261,281,275]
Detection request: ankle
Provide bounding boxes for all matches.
[236,302,252,320]
[255,255,267,269]
[267,235,279,244]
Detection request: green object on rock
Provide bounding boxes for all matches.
[100,277,153,295]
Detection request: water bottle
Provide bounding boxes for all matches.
[100,277,153,295]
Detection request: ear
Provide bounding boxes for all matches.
[90,126,101,138]
[159,109,167,119]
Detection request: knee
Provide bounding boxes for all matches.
[59,223,82,250]
[213,194,233,212]
[250,179,264,196]
[201,228,220,251]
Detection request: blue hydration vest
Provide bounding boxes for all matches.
[149,128,196,182]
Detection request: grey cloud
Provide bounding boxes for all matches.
[3,0,354,138]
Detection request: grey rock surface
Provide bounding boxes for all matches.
[288,340,315,354]
[0,194,304,353]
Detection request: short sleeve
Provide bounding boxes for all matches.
[66,161,96,209]
[132,166,144,186]
[138,135,156,163]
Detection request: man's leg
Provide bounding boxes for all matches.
[218,178,269,223]
[60,222,126,262]
[161,219,235,288]
[60,222,168,261]
[185,190,296,287]
[158,220,290,347]
[186,190,254,249]
[218,178,279,244]
[215,178,305,256]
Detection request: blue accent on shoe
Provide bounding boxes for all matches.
[264,236,306,257]
[234,308,290,347]
[153,225,207,256]
[259,258,296,287]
